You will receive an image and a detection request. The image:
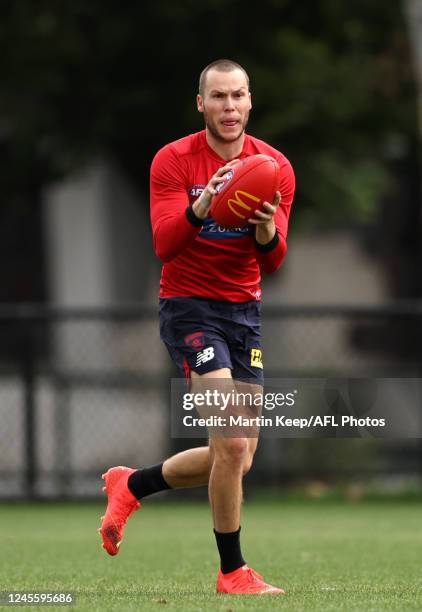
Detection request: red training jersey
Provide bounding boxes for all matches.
[150,130,295,302]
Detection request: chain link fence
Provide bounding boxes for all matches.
[0,303,421,499]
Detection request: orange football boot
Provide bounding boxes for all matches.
[216,564,285,595]
[98,466,140,556]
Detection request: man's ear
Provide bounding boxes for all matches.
[249,92,252,111]
[197,94,204,113]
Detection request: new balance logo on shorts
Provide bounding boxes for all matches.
[196,346,215,367]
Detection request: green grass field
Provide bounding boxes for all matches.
[1,497,421,611]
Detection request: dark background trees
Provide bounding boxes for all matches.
[0,0,420,300]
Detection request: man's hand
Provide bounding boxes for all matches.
[192,160,239,220]
[249,191,281,245]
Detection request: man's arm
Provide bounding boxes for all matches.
[150,146,237,263]
[249,157,295,274]
[150,146,202,263]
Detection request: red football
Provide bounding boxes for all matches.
[210,154,280,228]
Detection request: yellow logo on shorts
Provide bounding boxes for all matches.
[250,348,263,368]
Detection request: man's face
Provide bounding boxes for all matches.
[197,68,252,144]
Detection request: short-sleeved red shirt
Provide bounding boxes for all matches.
[150,130,295,302]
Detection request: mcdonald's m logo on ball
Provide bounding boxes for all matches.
[227,190,261,219]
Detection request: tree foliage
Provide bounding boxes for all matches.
[0,0,417,227]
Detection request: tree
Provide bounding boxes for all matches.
[0,1,416,222]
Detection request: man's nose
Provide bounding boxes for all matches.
[224,96,236,111]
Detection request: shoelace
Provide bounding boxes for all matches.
[231,567,265,590]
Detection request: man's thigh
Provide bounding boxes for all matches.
[190,369,263,439]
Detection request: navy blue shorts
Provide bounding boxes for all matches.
[159,297,264,383]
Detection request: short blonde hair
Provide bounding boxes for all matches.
[198,59,250,97]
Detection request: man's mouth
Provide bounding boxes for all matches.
[222,120,238,127]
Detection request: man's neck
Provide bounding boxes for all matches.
[205,129,245,161]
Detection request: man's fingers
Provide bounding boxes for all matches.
[215,165,231,177]
[207,174,226,196]
[247,198,278,224]
[208,160,240,194]
[248,210,273,224]
[261,202,276,215]
[248,216,271,224]
[272,191,281,207]
[209,176,224,189]
[215,159,239,177]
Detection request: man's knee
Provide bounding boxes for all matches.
[242,442,257,476]
[214,437,249,468]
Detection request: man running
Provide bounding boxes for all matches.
[99,59,295,595]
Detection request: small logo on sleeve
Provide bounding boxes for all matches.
[188,185,206,201]
[250,349,263,368]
